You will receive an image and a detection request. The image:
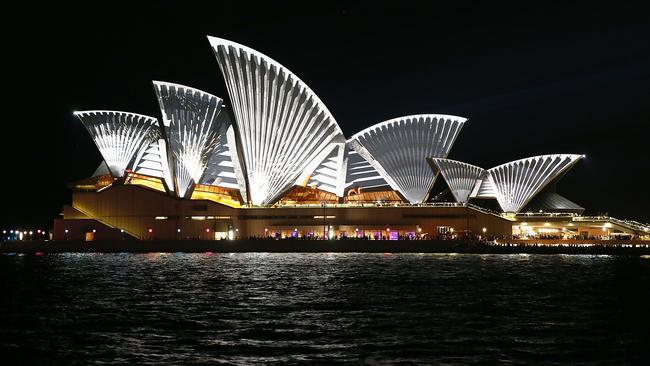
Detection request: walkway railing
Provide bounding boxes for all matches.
[516,212,579,218]
[266,202,470,208]
[573,216,650,233]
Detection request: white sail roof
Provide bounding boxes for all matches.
[153,81,235,198]
[347,114,466,203]
[132,138,174,190]
[428,158,486,203]
[345,147,390,191]
[75,110,161,178]
[199,123,247,197]
[487,154,584,213]
[301,142,347,196]
[471,174,497,198]
[208,36,345,205]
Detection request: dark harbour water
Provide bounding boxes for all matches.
[1,253,649,365]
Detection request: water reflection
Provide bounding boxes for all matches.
[0,253,648,364]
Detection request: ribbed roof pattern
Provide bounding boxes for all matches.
[487,154,583,213]
[348,115,466,203]
[345,147,389,190]
[208,36,345,205]
[73,37,589,215]
[473,175,496,198]
[428,158,485,203]
[153,81,229,198]
[199,124,242,191]
[75,110,161,178]
[132,139,174,190]
[305,143,347,196]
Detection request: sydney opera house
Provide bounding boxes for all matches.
[53,37,649,241]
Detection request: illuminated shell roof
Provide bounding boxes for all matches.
[75,110,161,178]
[132,139,174,191]
[74,37,587,214]
[153,81,238,198]
[209,36,345,205]
[486,154,583,213]
[345,146,390,191]
[301,142,347,196]
[428,158,485,203]
[348,114,466,203]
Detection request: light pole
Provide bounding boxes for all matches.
[321,201,326,240]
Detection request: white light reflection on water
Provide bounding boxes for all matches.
[0,253,648,364]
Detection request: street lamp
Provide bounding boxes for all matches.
[321,201,326,240]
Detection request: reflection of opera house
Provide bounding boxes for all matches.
[54,37,650,241]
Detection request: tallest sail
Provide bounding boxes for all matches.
[208,36,345,205]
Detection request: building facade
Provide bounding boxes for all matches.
[53,37,650,241]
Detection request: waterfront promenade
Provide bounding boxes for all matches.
[1,239,649,255]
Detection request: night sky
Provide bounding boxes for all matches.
[3,2,649,229]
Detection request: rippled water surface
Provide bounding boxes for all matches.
[1,253,649,365]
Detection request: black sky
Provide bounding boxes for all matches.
[3,1,649,228]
